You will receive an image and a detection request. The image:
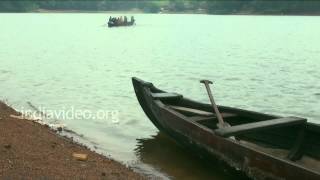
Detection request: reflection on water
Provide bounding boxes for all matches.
[135,133,249,180]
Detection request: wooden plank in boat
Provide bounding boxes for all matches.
[170,106,237,118]
[189,116,216,122]
[215,117,307,137]
[151,93,182,100]
[170,106,213,116]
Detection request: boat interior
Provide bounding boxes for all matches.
[148,89,320,173]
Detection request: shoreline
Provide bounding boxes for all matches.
[0,101,145,179]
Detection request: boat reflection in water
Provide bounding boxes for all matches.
[135,132,249,180]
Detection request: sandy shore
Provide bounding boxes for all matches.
[0,101,145,179]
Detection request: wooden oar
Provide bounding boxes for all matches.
[200,80,231,128]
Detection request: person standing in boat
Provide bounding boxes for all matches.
[131,16,135,24]
[119,16,123,25]
[115,17,120,25]
[108,16,113,25]
[124,16,128,24]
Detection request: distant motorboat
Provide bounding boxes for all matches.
[108,16,135,28]
[108,21,135,27]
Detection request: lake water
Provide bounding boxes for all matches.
[0,13,319,179]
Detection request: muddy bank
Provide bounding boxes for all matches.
[0,101,145,179]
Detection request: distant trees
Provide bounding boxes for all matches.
[0,1,39,12]
[0,0,319,15]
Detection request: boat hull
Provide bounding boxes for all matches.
[132,77,320,180]
[108,21,134,28]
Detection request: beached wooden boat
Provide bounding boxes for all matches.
[132,77,320,180]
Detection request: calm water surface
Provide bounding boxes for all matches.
[0,13,319,179]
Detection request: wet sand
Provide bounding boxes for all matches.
[0,101,145,179]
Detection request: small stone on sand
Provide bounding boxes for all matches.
[57,127,63,132]
[72,153,88,161]
[4,144,11,149]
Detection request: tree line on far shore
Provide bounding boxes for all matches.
[1,0,320,15]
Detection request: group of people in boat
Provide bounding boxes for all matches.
[108,16,135,27]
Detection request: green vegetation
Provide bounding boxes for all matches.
[0,0,320,15]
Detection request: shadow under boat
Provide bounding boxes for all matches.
[135,132,249,180]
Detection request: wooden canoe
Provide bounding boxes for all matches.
[132,77,320,180]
